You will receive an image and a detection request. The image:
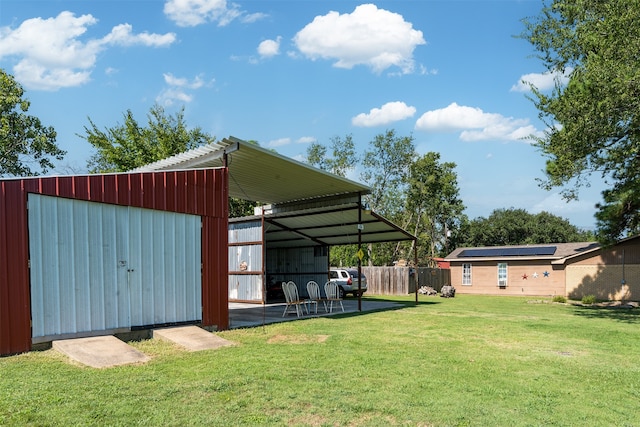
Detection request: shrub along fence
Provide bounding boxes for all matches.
[362,267,451,295]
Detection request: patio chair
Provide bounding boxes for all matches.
[324,280,344,313]
[282,281,307,317]
[306,280,326,314]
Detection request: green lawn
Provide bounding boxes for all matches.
[2,295,640,426]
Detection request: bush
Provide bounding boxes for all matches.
[582,294,597,305]
[552,295,567,303]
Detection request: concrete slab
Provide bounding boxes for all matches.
[52,335,150,368]
[229,299,403,329]
[153,325,234,351]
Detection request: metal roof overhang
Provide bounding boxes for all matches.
[134,136,371,204]
[252,202,415,248]
[135,136,416,246]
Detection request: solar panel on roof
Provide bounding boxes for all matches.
[459,246,556,257]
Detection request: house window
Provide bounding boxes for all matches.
[462,263,472,285]
[498,263,508,287]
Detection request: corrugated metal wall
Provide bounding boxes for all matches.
[0,170,228,356]
[28,195,202,342]
[266,246,328,298]
[0,181,31,355]
[228,220,263,302]
[227,219,330,301]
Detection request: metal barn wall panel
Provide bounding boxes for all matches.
[266,246,328,297]
[228,275,263,300]
[29,196,127,338]
[0,169,227,356]
[0,182,32,355]
[229,245,263,272]
[229,220,262,244]
[127,206,202,327]
[202,216,229,327]
[228,220,263,302]
[28,195,202,341]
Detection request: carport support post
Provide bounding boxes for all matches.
[414,237,419,304]
[357,194,363,311]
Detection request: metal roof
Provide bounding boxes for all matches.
[446,242,600,263]
[249,202,416,248]
[134,136,370,204]
[136,136,416,246]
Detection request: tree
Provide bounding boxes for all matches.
[82,104,215,173]
[81,104,255,217]
[0,69,65,177]
[462,208,594,247]
[306,134,359,177]
[406,152,466,261]
[306,134,362,266]
[521,0,640,243]
[360,130,416,266]
[361,130,415,215]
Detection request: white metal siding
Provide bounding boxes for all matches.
[28,195,201,340]
[228,220,262,244]
[228,220,264,302]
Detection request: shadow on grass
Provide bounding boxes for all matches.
[570,304,640,324]
[320,297,441,321]
[358,296,443,305]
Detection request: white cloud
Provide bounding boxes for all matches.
[156,73,210,106]
[257,37,281,58]
[510,68,573,92]
[0,11,176,91]
[268,137,291,147]
[156,88,193,106]
[296,136,316,144]
[163,72,205,89]
[415,102,541,142]
[352,101,416,127]
[241,12,268,24]
[164,0,264,27]
[102,24,176,47]
[293,4,425,74]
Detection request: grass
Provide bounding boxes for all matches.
[2,295,640,426]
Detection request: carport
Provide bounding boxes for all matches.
[136,136,417,306]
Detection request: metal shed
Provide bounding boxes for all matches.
[137,137,416,303]
[0,136,416,356]
[0,170,228,356]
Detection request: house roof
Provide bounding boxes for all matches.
[133,136,370,204]
[445,242,600,263]
[136,136,416,247]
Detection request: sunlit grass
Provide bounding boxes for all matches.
[2,295,640,426]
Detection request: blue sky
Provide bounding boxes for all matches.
[0,0,605,229]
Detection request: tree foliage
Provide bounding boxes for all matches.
[521,0,640,243]
[0,69,65,177]
[406,152,466,261]
[307,134,362,266]
[81,104,255,217]
[305,130,468,266]
[306,134,358,177]
[461,208,594,247]
[82,104,215,173]
[361,130,415,217]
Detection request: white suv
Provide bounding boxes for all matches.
[329,268,367,298]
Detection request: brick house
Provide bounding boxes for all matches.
[445,236,640,300]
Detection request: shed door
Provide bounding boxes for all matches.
[28,194,202,341]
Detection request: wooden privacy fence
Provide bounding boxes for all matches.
[362,267,451,295]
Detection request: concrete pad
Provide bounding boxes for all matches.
[52,335,150,368]
[153,325,234,351]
